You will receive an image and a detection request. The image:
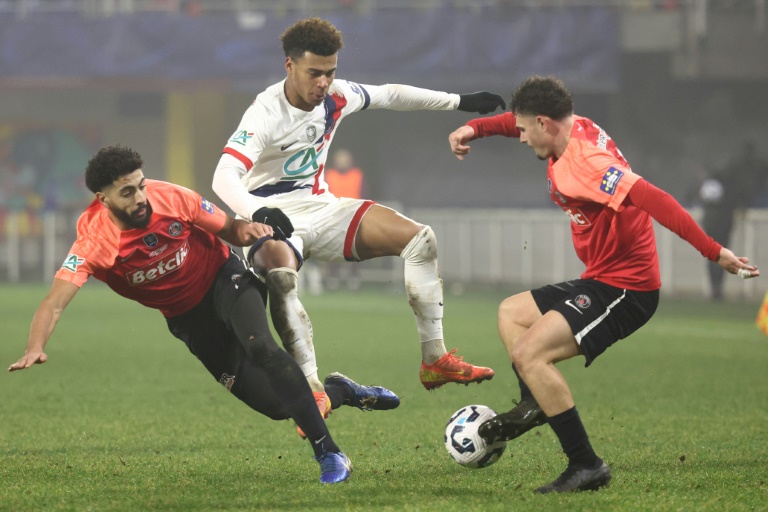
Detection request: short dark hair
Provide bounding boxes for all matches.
[510,76,573,120]
[85,145,144,193]
[281,18,343,59]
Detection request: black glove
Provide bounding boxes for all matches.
[457,91,506,114]
[252,207,294,240]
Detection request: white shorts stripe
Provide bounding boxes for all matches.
[574,289,627,345]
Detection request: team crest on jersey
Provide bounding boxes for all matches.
[168,221,183,236]
[219,373,236,391]
[600,167,624,195]
[61,253,85,273]
[143,233,158,247]
[201,198,214,214]
[306,125,316,142]
[575,294,591,309]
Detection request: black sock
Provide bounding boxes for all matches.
[230,290,340,457]
[513,363,534,402]
[547,406,600,468]
[324,382,347,410]
[312,437,341,458]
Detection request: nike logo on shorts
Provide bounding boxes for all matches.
[280,141,299,151]
[564,299,583,315]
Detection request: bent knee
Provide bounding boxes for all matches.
[400,225,437,261]
[251,241,298,273]
[265,267,298,295]
[510,339,540,374]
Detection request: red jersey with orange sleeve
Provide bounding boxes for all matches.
[468,113,659,290]
[468,112,723,290]
[55,180,230,316]
[549,116,659,290]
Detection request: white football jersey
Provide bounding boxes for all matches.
[214,79,459,219]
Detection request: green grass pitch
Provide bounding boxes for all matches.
[1,283,766,511]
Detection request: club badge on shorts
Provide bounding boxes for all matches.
[575,294,591,309]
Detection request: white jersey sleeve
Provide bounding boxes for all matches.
[211,154,264,220]
[363,83,460,111]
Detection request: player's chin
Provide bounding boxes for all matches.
[131,208,151,227]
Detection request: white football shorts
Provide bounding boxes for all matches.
[242,188,375,263]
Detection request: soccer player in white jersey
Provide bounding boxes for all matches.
[212,18,502,432]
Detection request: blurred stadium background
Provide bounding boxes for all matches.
[1,0,767,300]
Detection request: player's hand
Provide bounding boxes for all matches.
[717,247,759,278]
[237,220,274,246]
[448,125,476,161]
[458,92,506,114]
[8,351,47,372]
[252,207,294,240]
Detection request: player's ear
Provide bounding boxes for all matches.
[96,192,109,208]
[285,56,293,73]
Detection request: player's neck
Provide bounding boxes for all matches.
[553,116,574,159]
[283,81,314,112]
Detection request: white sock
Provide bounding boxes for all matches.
[266,267,324,392]
[400,226,448,364]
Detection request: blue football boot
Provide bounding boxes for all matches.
[324,372,401,411]
[315,451,352,484]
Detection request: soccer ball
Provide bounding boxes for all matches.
[444,405,507,469]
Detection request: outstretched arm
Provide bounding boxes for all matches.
[367,84,505,113]
[9,279,80,372]
[625,179,759,278]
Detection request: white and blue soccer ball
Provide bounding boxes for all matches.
[444,405,507,469]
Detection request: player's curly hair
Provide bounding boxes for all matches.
[281,18,343,59]
[85,145,144,193]
[510,76,573,120]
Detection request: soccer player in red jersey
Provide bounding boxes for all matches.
[447,76,759,493]
[7,145,363,484]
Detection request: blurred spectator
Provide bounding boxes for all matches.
[697,142,768,300]
[0,131,15,236]
[1,126,97,238]
[324,148,366,291]
[325,148,366,201]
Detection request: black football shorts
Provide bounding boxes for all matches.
[531,279,659,366]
